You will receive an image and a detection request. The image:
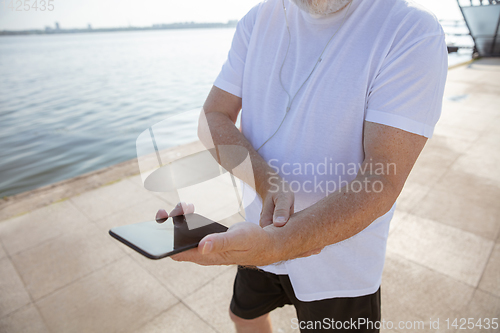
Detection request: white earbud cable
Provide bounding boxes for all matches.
[256,0,353,152]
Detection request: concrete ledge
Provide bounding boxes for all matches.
[0,141,203,221]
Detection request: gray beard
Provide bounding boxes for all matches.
[290,0,352,15]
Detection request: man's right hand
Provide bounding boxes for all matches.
[259,183,295,228]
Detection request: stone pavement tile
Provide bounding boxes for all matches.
[93,194,172,232]
[475,122,500,147]
[395,182,431,214]
[430,113,490,154]
[404,163,446,193]
[270,305,297,333]
[405,138,461,188]
[128,174,180,206]
[478,243,500,297]
[184,266,237,333]
[135,302,217,333]
[412,170,500,240]
[132,253,232,300]
[150,191,183,208]
[11,222,125,301]
[451,142,500,187]
[433,168,500,207]
[127,174,144,187]
[0,242,6,260]
[443,85,478,104]
[438,104,494,133]
[36,256,178,333]
[70,178,156,221]
[389,210,409,235]
[432,123,482,149]
[428,132,474,156]
[0,200,92,256]
[386,214,493,287]
[465,60,500,89]
[461,93,500,116]
[443,78,474,97]
[382,253,474,332]
[176,174,244,223]
[0,257,31,318]
[0,304,49,333]
[457,290,500,331]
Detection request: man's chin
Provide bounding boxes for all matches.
[291,0,352,16]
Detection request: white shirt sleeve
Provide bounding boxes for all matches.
[213,5,260,98]
[365,33,448,138]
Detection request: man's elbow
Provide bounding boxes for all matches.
[371,175,403,216]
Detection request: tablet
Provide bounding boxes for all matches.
[109,213,228,259]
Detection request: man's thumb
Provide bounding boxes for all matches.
[273,199,291,227]
[199,233,231,255]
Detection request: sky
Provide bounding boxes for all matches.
[0,0,464,31]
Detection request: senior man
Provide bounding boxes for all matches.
[157,0,447,331]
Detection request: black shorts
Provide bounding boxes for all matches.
[230,266,381,333]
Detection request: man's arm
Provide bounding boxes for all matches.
[264,121,427,260]
[198,85,295,227]
[171,121,427,266]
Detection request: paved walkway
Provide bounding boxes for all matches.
[0,58,499,333]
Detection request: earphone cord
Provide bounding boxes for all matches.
[256,0,353,152]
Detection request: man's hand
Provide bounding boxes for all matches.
[156,203,277,265]
[155,203,278,265]
[171,219,322,266]
[171,222,276,266]
[157,201,322,265]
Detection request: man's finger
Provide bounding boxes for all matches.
[272,195,293,227]
[181,202,195,214]
[259,195,275,228]
[155,209,169,223]
[170,248,198,262]
[169,202,195,217]
[169,203,184,216]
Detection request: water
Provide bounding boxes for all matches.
[0,26,473,198]
[0,29,234,198]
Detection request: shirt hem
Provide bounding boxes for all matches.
[365,109,434,138]
[294,283,382,302]
[257,263,288,275]
[214,77,242,98]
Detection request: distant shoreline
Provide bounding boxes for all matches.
[0,21,238,36]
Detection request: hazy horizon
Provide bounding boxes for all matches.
[1,0,464,31]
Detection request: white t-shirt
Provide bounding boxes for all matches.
[214,0,447,301]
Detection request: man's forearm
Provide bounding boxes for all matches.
[200,111,279,198]
[265,172,400,261]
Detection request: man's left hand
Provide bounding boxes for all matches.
[170,222,278,266]
[171,219,323,266]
